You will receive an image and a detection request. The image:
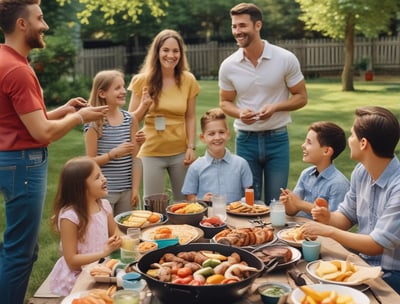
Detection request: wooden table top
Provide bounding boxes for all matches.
[29,212,400,304]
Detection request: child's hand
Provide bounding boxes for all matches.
[202,192,212,202]
[311,205,331,224]
[135,130,146,146]
[279,188,300,215]
[104,234,121,256]
[111,141,136,159]
[131,190,139,208]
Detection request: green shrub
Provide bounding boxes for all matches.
[30,26,79,105]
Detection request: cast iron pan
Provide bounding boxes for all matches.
[136,242,278,304]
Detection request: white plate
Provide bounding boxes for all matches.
[306,260,375,286]
[252,244,301,268]
[291,283,370,304]
[115,211,167,229]
[277,228,305,247]
[141,224,199,245]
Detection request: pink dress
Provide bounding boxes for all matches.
[49,199,112,296]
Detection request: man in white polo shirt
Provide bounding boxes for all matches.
[219,2,307,204]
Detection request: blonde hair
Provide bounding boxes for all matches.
[200,108,228,133]
[88,69,124,137]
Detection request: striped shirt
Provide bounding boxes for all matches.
[85,110,133,192]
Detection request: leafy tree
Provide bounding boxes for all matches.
[295,0,399,91]
[30,27,90,105]
[56,0,168,25]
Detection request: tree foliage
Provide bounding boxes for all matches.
[295,0,399,91]
[56,0,168,24]
[296,0,398,39]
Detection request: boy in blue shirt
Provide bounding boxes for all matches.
[302,107,400,293]
[182,108,252,203]
[280,121,349,218]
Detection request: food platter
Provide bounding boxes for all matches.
[277,227,306,247]
[306,260,382,286]
[211,227,277,248]
[252,244,301,268]
[291,283,370,304]
[115,211,167,230]
[141,224,201,245]
[226,202,270,217]
[86,259,124,283]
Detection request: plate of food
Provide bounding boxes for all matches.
[306,259,382,286]
[291,283,370,304]
[226,201,270,217]
[277,226,307,247]
[115,210,167,233]
[61,287,116,304]
[211,226,276,247]
[87,258,121,283]
[141,224,200,245]
[252,244,301,268]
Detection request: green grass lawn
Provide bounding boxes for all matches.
[1,76,399,302]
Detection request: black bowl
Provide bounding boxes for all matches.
[166,201,208,226]
[199,222,227,239]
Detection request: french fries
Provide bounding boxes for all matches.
[315,260,357,282]
[300,286,355,304]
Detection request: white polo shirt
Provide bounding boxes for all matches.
[219,40,304,132]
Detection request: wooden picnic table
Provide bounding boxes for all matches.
[29,211,400,304]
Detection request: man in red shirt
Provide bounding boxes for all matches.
[0,1,108,303]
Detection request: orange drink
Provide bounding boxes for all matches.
[245,188,254,205]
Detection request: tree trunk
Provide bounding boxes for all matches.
[341,15,355,91]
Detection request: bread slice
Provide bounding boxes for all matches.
[315,260,338,277]
[131,210,153,218]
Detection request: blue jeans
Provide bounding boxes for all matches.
[236,127,289,205]
[0,148,48,304]
[382,270,400,294]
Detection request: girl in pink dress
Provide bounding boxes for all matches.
[49,157,121,296]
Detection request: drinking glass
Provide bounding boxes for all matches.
[211,194,227,221]
[270,199,286,227]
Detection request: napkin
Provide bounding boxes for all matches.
[346,264,382,284]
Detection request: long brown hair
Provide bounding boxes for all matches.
[139,29,189,105]
[51,156,97,242]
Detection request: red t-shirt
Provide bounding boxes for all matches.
[0,44,48,150]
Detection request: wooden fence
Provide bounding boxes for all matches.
[76,36,400,78]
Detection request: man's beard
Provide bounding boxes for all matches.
[26,30,45,49]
